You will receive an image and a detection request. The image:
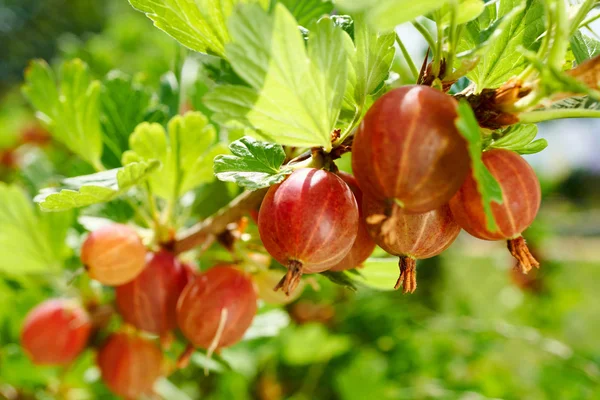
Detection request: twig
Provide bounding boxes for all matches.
[396,33,419,83]
[174,188,268,254]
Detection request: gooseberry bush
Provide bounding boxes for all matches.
[5,0,600,397]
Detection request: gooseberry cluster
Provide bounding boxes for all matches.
[259,85,541,294]
[20,84,542,397]
[21,223,260,398]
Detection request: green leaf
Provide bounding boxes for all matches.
[279,0,334,27]
[335,350,392,400]
[281,324,352,365]
[355,258,399,291]
[22,59,104,169]
[100,71,168,168]
[336,0,446,32]
[243,309,291,340]
[320,270,358,291]
[123,112,221,198]
[488,124,547,155]
[154,379,193,400]
[439,0,485,26]
[0,184,64,274]
[345,16,396,111]
[205,4,348,151]
[460,0,545,90]
[213,136,291,190]
[128,0,270,58]
[35,161,160,212]
[570,31,600,65]
[455,101,503,232]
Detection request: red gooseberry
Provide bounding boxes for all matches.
[21,299,91,366]
[449,148,541,273]
[177,265,257,350]
[258,168,359,294]
[352,85,470,213]
[363,195,461,293]
[80,223,147,286]
[330,172,377,272]
[116,250,193,336]
[97,332,163,399]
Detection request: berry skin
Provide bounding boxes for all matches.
[352,85,470,213]
[80,223,146,286]
[258,168,359,294]
[330,172,376,272]
[449,148,542,273]
[177,265,257,350]
[116,250,192,336]
[97,332,163,399]
[21,299,91,366]
[363,195,461,293]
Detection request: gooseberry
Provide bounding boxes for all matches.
[330,172,376,271]
[363,195,461,293]
[177,265,257,350]
[21,299,91,366]
[352,85,470,213]
[258,168,359,294]
[449,148,541,273]
[115,250,192,336]
[80,223,146,286]
[97,332,163,399]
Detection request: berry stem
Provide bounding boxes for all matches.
[274,260,304,296]
[176,344,195,369]
[507,236,540,274]
[395,257,417,294]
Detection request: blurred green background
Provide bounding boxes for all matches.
[1,1,600,399]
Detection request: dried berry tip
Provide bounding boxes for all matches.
[274,260,304,296]
[507,236,540,274]
[395,257,417,294]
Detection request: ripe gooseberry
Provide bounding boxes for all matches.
[21,299,91,366]
[258,168,359,294]
[177,265,257,351]
[97,332,163,399]
[352,85,470,213]
[115,250,193,336]
[363,195,461,293]
[449,148,541,273]
[80,223,146,286]
[330,172,376,272]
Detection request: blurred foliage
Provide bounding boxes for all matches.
[1,1,600,400]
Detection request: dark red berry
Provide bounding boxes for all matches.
[449,148,541,273]
[97,332,163,399]
[258,168,359,294]
[81,223,146,286]
[116,250,192,336]
[352,85,470,213]
[363,195,461,293]
[330,172,376,271]
[21,299,91,366]
[177,265,257,350]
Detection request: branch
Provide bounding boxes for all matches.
[174,188,268,254]
[519,108,600,123]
